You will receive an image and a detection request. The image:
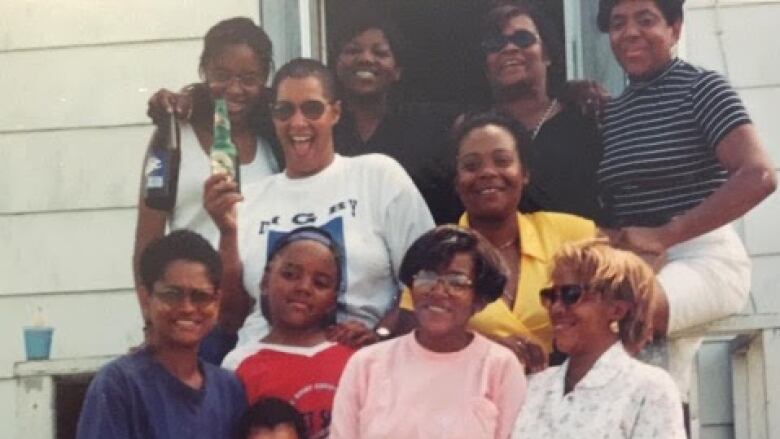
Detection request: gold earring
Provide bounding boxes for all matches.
[609,321,619,334]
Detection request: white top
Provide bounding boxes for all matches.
[170,123,279,247]
[222,340,338,371]
[512,342,685,439]
[234,153,434,346]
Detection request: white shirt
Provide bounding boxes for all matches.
[512,342,685,439]
[170,123,279,247]
[234,153,434,345]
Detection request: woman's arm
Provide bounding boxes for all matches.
[620,123,776,254]
[133,146,168,307]
[203,174,253,332]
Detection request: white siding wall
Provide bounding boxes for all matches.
[0,1,261,437]
[684,1,780,437]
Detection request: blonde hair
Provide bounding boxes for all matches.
[551,239,657,347]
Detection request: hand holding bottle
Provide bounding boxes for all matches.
[203,174,243,234]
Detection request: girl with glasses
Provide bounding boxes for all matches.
[133,18,282,358]
[512,240,685,438]
[330,225,526,439]
[204,58,434,357]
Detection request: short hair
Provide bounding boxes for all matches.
[199,17,274,79]
[329,7,406,68]
[259,227,343,326]
[481,1,565,96]
[551,239,657,348]
[138,230,221,292]
[597,0,685,32]
[271,58,338,102]
[452,110,532,174]
[237,397,308,439]
[399,225,508,303]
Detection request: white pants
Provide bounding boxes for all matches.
[648,224,751,401]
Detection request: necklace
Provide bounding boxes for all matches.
[531,98,558,140]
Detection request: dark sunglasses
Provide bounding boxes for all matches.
[152,287,219,307]
[270,100,328,121]
[539,284,590,308]
[481,29,539,53]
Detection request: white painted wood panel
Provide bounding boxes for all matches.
[686,4,780,88]
[0,0,259,51]
[0,290,141,379]
[749,255,780,313]
[0,126,149,214]
[698,341,735,424]
[742,178,780,255]
[740,87,780,167]
[0,380,14,439]
[0,209,136,295]
[0,40,201,132]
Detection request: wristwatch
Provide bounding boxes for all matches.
[374,326,392,341]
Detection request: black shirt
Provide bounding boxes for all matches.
[334,101,462,224]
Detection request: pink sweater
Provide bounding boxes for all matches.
[330,332,526,439]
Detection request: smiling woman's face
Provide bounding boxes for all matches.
[485,14,548,91]
[204,43,266,122]
[456,124,525,221]
[607,0,681,79]
[335,27,401,99]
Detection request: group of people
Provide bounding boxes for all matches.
[77,0,776,438]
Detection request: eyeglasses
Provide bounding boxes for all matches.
[152,287,219,307]
[539,284,591,308]
[481,30,539,54]
[270,100,328,121]
[412,270,474,296]
[207,71,264,89]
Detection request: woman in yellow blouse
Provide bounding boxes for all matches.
[399,111,596,371]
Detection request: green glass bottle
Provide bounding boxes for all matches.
[210,98,240,190]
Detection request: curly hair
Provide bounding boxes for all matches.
[551,239,658,348]
[399,225,508,303]
[139,230,221,292]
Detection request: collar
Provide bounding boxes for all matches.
[561,342,630,390]
[628,57,681,91]
[458,212,547,261]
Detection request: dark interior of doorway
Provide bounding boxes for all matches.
[325,0,565,108]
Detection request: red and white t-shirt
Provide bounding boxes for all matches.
[223,341,354,438]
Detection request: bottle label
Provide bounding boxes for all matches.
[211,150,237,180]
[145,155,167,189]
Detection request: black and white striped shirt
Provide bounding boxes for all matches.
[598,58,750,227]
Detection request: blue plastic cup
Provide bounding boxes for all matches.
[24,327,53,361]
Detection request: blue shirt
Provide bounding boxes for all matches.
[77,348,246,439]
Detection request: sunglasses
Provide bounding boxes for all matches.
[270,100,328,121]
[152,287,219,307]
[481,29,539,53]
[539,284,591,308]
[412,270,474,296]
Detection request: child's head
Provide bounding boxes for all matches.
[260,227,343,330]
[239,397,307,439]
